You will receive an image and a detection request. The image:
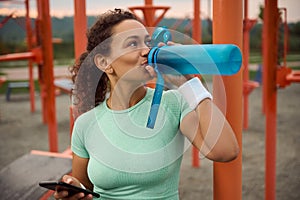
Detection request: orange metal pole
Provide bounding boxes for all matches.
[193,0,201,44]
[72,0,87,135]
[129,0,169,28]
[25,0,36,113]
[281,8,287,67]
[145,0,152,5]
[36,0,47,124]
[263,0,278,199]
[144,0,154,26]
[192,0,201,168]
[37,0,58,152]
[243,0,250,129]
[212,0,243,199]
[73,0,87,60]
[242,0,258,130]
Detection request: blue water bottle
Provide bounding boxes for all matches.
[148,44,242,75]
[146,27,242,128]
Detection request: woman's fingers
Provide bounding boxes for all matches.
[145,65,157,78]
[62,175,81,187]
[53,190,93,200]
[53,190,69,199]
[53,175,93,200]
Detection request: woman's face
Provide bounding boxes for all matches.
[106,19,152,83]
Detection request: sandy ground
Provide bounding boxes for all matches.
[0,81,299,199]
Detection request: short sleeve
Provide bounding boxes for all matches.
[178,91,194,122]
[162,90,193,123]
[71,116,90,158]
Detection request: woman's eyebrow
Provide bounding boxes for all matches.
[124,34,150,41]
[124,35,139,41]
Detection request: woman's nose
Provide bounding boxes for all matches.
[141,47,150,58]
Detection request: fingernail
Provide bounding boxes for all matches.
[66,178,72,183]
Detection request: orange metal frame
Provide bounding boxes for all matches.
[34,2,74,197]
[276,8,300,88]
[25,0,36,113]
[0,11,16,28]
[212,1,243,199]
[0,0,57,150]
[191,0,201,168]
[128,0,170,28]
[4,1,299,200]
[0,0,37,113]
[243,0,259,130]
[263,2,299,200]
[263,1,278,199]
[35,0,58,152]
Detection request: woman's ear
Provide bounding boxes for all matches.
[94,54,108,71]
[105,65,114,74]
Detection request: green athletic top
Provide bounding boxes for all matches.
[71,88,193,199]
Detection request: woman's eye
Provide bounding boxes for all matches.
[127,41,138,47]
[145,40,152,48]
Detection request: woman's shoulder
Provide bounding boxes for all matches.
[74,104,105,127]
[163,89,183,103]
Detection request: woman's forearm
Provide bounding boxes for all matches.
[195,99,240,162]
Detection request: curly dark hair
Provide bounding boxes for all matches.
[70,8,137,118]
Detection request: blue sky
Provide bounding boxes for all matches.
[1,0,299,22]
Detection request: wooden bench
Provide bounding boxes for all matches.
[6,81,30,101]
[0,152,72,200]
[54,78,73,94]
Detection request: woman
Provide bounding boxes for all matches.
[54,8,239,200]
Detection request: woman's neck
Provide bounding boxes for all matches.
[107,83,147,110]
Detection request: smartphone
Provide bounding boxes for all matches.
[39,181,100,198]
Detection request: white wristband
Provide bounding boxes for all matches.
[178,77,212,109]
